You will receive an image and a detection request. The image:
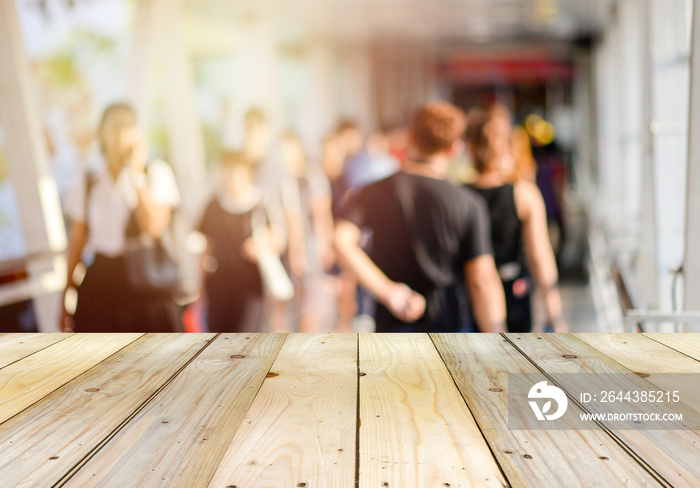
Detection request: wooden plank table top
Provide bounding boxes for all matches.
[0,333,698,488]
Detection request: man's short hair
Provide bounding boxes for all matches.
[410,102,467,156]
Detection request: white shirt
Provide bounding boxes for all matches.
[64,159,181,257]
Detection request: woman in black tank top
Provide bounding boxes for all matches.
[466,107,567,333]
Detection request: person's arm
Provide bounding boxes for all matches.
[334,220,425,322]
[133,184,172,238]
[311,193,335,270]
[243,198,287,263]
[464,255,507,332]
[285,208,306,278]
[196,204,214,301]
[60,221,87,331]
[198,240,212,299]
[516,182,567,332]
[128,139,173,238]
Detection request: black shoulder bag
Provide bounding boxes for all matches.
[122,170,182,297]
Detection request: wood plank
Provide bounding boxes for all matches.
[578,333,700,412]
[62,333,286,488]
[207,333,358,488]
[0,333,71,369]
[508,333,700,488]
[0,333,214,487]
[358,333,508,488]
[643,334,700,361]
[0,333,142,424]
[432,333,666,488]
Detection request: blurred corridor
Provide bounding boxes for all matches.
[0,0,698,333]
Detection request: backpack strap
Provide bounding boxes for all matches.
[83,171,97,235]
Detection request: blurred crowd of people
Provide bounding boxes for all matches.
[59,99,568,334]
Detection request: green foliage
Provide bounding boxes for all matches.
[38,53,78,88]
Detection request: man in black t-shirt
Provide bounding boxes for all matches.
[334,102,506,332]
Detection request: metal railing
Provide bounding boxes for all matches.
[0,250,64,273]
[624,309,700,333]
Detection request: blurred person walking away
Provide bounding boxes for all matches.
[385,125,409,165]
[242,108,300,332]
[343,128,400,190]
[197,151,286,333]
[466,108,567,333]
[320,133,356,332]
[336,122,401,331]
[334,120,364,191]
[280,133,336,332]
[321,132,351,218]
[334,102,506,333]
[60,103,182,333]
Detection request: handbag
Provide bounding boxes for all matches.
[123,228,181,296]
[251,205,295,301]
[122,169,182,296]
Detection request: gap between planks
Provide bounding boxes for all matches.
[52,333,221,488]
[355,332,361,488]
[428,333,512,488]
[358,334,508,488]
[0,334,144,427]
[0,333,74,371]
[501,333,678,488]
[433,333,671,488]
[206,333,357,488]
[60,333,288,487]
[643,334,700,362]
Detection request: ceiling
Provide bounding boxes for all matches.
[188,0,618,46]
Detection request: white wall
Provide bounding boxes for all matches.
[592,0,694,330]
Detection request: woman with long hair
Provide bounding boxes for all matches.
[466,107,567,333]
[280,132,335,332]
[60,103,182,332]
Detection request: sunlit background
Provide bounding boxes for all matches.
[0,0,698,332]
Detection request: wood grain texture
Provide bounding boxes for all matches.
[0,333,214,488]
[578,333,700,412]
[358,333,507,488]
[432,333,664,488]
[644,334,700,361]
[0,333,71,369]
[207,333,358,488]
[63,333,286,488]
[508,333,700,488]
[0,333,142,424]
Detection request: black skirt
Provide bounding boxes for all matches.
[205,262,263,333]
[73,254,182,333]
